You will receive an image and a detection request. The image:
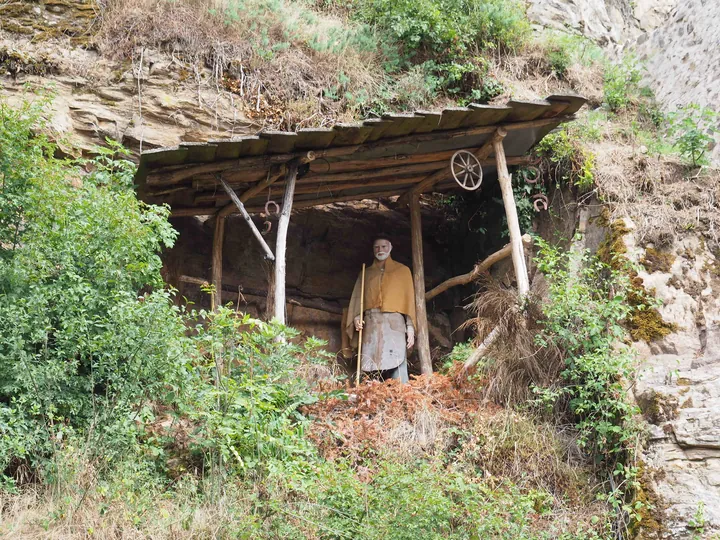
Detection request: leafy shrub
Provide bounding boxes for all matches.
[353,0,529,62]
[0,96,189,482]
[187,309,332,474]
[666,103,719,166]
[603,59,642,112]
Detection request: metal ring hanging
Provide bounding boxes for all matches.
[450,150,483,191]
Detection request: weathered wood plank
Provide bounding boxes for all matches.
[437,107,472,130]
[294,128,336,150]
[545,94,587,115]
[237,135,269,156]
[362,118,395,142]
[462,104,512,127]
[380,113,426,138]
[412,111,442,134]
[180,141,218,162]
[208,138,245,160]
[332,123,374,146]
[506,100,553,122]
[260,131,298,154]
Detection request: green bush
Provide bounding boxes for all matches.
[352,0,529,62]
[0,96,188,482]
[536,126,596,189]
[666,103,719,166]
[603,59,642,112]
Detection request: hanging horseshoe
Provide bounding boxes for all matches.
[524,166,541,184]
[265,200,280,217]
[450,150,483,191]
[261,221,272,235]
[532,193,549,212]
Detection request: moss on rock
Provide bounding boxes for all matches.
[640,247,675,273]
[597,214,676,343]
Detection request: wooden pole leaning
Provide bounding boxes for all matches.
[410,193,433,375]
[356,263,366,387]
[492,137,530,297]
[219,176,276,261]
[272,159,300,324]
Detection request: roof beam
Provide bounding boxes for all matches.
[144,117,570,186]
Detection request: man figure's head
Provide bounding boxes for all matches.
[373,235,392,262]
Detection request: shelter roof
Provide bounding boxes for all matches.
[135,95,586,217]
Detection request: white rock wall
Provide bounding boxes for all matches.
[632,0,720,163]
[625,227,720,538]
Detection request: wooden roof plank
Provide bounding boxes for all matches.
[506,100,553,122]
[437,107,473,130]
[140,146,189,168]
[237,136,269,156]
[413,111,442,133]
[362,118,395,142]
[380,113,426,138]
[332,123,374,146]
[260,131,298,154]
[545,94,587,115]
[209,138,245,160]
[462,104,512,127]
[180,141,218,163]
[294,128,337,150]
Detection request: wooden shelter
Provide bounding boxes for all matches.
[135,95,586,375]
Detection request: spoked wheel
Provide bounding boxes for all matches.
[450,150,483,191]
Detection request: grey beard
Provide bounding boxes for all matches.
[375,252,389,261]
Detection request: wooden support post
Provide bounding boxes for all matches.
[211,214,226,310]
[493,138,530,297]
[410,193,432,375]
[219,176,275,261]
[273,160,300,324]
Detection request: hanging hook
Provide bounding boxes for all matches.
[532,193,549,212]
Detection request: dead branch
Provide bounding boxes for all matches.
[425,234,532,301]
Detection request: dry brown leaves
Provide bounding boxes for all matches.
[303,374,498,462]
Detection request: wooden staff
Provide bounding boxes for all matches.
[356,263,366,387]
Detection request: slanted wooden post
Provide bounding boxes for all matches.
[410,193,432,375]
[492,137,530,297]
[272,160,300,324]
[219,176,275,261]
[211,214,226,310]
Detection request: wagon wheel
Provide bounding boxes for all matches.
[450,150,483,191]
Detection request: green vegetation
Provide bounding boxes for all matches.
[603,58,643,113]
[1,94,627,538]
[533,240,647,532]
[537,126,596,189]
[666,104,719,166]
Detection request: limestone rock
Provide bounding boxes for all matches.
[631,233,720,537]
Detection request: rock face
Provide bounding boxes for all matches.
[632,0,720,163]
[623,227,720,537]
[526,0,675,45]
[0,38,254,156]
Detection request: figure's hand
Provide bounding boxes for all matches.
[354,317,364,331]
[406,330,415,349]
